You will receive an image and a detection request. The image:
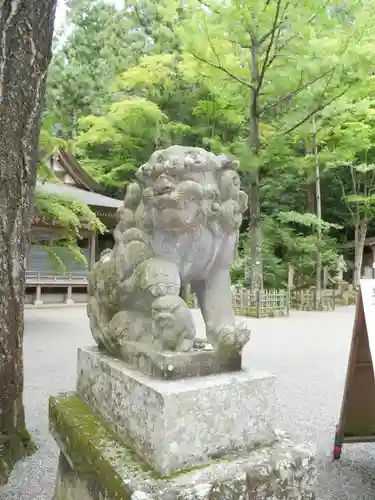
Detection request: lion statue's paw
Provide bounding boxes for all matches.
[207,320,251,352]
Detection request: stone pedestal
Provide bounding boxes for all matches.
[77,347,276,476]
[50,345,317,499]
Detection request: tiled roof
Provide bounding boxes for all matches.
[36,181,122,209]
[56,149,104,193]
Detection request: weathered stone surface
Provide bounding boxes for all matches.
[112,342,241,380]
[76,347,276,476]
[50,393,316,500]
[87,146,251,360]
[54,455,96,500]
[334,254,347,282]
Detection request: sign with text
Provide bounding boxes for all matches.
[333,279,375,459]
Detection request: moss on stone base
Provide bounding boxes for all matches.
[50,393,316,500]
[0,427,36,485]
[50,393,230,499]
[49,393,157,499]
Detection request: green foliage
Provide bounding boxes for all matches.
[35,120,107,269]
[46,0,149,139]
[276,211,342,231]
[34,189,106,269]
[76,98,167,190]
[234,216,339,289]
[36,243,87,272]
[161,0,375,288]
[115,52,236,150]
[173,0,374,143]
[317,80,375,280]
[37,117,70,182]
[35,191,106,236]
[42,0,375,288]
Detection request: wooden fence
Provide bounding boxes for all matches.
[188,286,337,317]
[291,289,335,311]
[233,288,289,318]
[189,289,289,318]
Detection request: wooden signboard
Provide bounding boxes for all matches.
[333,279,375,459]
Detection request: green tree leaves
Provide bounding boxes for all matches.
[76,98,167,190]
[42,0,375,287]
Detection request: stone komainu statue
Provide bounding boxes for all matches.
[87,146,251,357]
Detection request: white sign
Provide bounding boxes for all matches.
[360,279,375,359]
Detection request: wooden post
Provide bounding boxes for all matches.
[34,284,43,306]
[65,275,74,305]
[88,231,97,271]
[323,266,329,290]
[256,289,261,318]
[314,289,319,311]
[65,284,74,305]
[287,264,294,291]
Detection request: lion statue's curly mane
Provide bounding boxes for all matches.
[87,145,251,358]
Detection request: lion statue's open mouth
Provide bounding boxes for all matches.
[87,145,251,358]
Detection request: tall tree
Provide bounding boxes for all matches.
[0,0,57,484]
[321,82,375,286]
[173,0,374,289]
[46,0,150,139]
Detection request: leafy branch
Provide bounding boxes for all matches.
[261,68,336,115]
[283,87,349,135]
[190,52,255,90]
[257,0,283,91]
[277,210,342,231]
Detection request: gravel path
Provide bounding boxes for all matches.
[1,305,375,499]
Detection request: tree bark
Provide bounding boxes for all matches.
[312,116,322,307]
[304,141,315,213]
[0,0,57,484]
[307,182,315,212]
[248,36,263,290]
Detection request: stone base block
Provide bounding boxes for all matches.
[50,393,316,500]
[115,341,241,380]
[76,347,276,476]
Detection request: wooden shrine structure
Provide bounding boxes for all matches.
[26,149,122,305]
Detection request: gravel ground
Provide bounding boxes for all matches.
[1,305,375,499]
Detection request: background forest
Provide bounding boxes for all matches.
[41,0,375,290]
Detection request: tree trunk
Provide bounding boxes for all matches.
[248,37,263,290]
[0,0,57,485]
[248,167,263,290]
[312,116,322,308]
[307,182,315,213]
[303,141,316,213]
[71,106,78,141]
[353,216,367,288]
